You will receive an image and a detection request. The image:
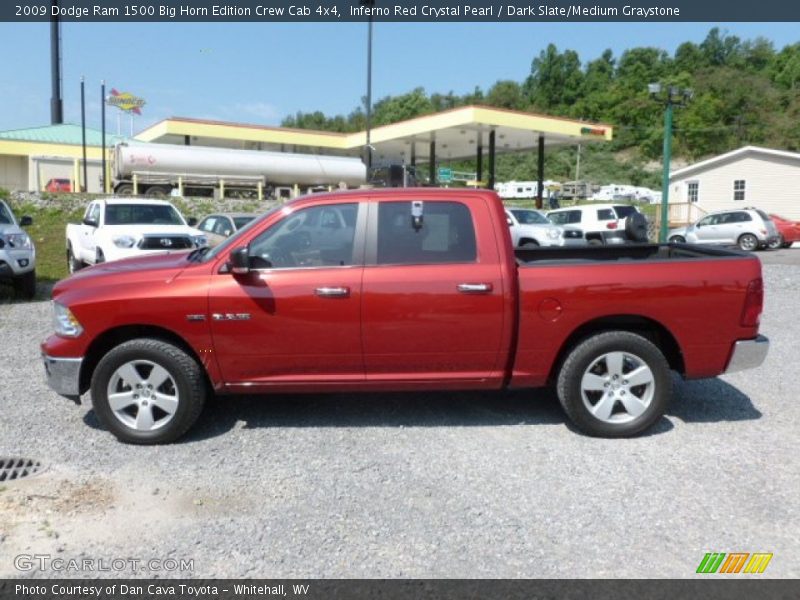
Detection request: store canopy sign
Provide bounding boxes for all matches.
[106,89,146,114]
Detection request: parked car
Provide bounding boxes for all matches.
[42,189,769,444]
[45,178,72,193]
[668,208,779,251]
[505,207,585,247]
[0,200,36,298]
[196,213,258,248]
[767,214,800,249]
[65,198,207,272]
[546,204,644,245]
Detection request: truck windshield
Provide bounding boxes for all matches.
[105,204,184,226]
[510,209,549,225]
[0,203,13,224]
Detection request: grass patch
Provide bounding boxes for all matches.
[0,202,81,303]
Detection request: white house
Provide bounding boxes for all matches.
[669,146,800,220]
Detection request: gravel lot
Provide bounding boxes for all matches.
[0,253,798,579]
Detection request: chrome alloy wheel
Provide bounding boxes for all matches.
[106,360,179,431]
[580,351,655,424]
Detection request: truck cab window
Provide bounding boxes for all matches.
[248,203,358,269]
[376,201,476,265]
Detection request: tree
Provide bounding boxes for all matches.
[524,44,584,111]
[485,80,525,110]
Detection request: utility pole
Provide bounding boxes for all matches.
[362,0,375,170]
[50,0,63,124]
[80,77,87,191]
[101,80,106,194]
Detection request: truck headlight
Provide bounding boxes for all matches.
[548,229,561,240]
[112,235,137,248]
[192,235,208,247]
[53,302,83,338]
[7,233,32,249]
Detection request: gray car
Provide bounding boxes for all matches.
[0,200,36,298]
[668,207,779,251]
[505,208,585,247]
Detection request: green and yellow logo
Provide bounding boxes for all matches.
[696,552,773,574]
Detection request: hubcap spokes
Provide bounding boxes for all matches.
[580,351,655,424]
[107,360,179,431]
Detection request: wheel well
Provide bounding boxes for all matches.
[79,325,208,394]
[546,315,685,384]
[585,232,603,241]
[519,237,539,246]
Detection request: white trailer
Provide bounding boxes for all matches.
[112,142,367,199]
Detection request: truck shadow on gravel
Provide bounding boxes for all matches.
[92,375,759,442]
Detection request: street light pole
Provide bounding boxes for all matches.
[80,76,87,192]
[659,100,673,243]
[366,14,373,170]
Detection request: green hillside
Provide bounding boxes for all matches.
[281,28,800,186]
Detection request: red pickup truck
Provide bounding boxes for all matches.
[42,189,769,444]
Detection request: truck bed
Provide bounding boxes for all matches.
[515,243,748,265]
[510,242,762,388]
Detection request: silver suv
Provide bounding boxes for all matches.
[0,200,36,298]
[668,208,779,251]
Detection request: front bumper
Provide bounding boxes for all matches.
[0,249,36,279]
[42,354,83,399]
[725,335,769,373]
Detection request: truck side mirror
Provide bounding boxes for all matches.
[229,246,250,275]
[83,217,98,228]
[20,216,33,227]
[187,217,198,227]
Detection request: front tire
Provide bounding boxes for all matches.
[90,339,207,444]
[669,235,686,244]
[520,240,539,248]
[556,331,672,437]
[12,269,36,299]
[67,244,83,273]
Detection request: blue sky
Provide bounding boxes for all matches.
[0,22,797,134]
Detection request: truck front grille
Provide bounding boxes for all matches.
[138,236,194,250]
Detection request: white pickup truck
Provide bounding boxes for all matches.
[66,198,207,272]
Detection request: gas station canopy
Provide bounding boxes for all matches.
[136,105,612,163]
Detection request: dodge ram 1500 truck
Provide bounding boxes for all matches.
[42,189,769,444]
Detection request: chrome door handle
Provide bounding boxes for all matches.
[315,286,350,298]
[457,283,493,294]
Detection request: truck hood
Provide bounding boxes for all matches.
[54,251,192,296]
[100,224,203,237]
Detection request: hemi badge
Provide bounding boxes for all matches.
[212,313,251,321]
[186,314,206,322]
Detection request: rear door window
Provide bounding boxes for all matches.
[376,201,477,265]
[597,209,616,221]
[549,210,581,225]
[612,206,636,219]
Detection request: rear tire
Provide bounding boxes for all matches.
[767,235,783,250]
[144,186,169,198]
[556,331,672,438]
[737,233,758,252]
[782,241,793,249]
[90,339,207,444]
[115,184,134,196]
[12,270,36,300]
[669,235,686,244]
[587,238,603,246]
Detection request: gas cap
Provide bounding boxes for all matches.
[538,297,564,322]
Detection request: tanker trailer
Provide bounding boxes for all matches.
[112,142,367,198]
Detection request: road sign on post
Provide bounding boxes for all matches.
[437,167,452,183]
